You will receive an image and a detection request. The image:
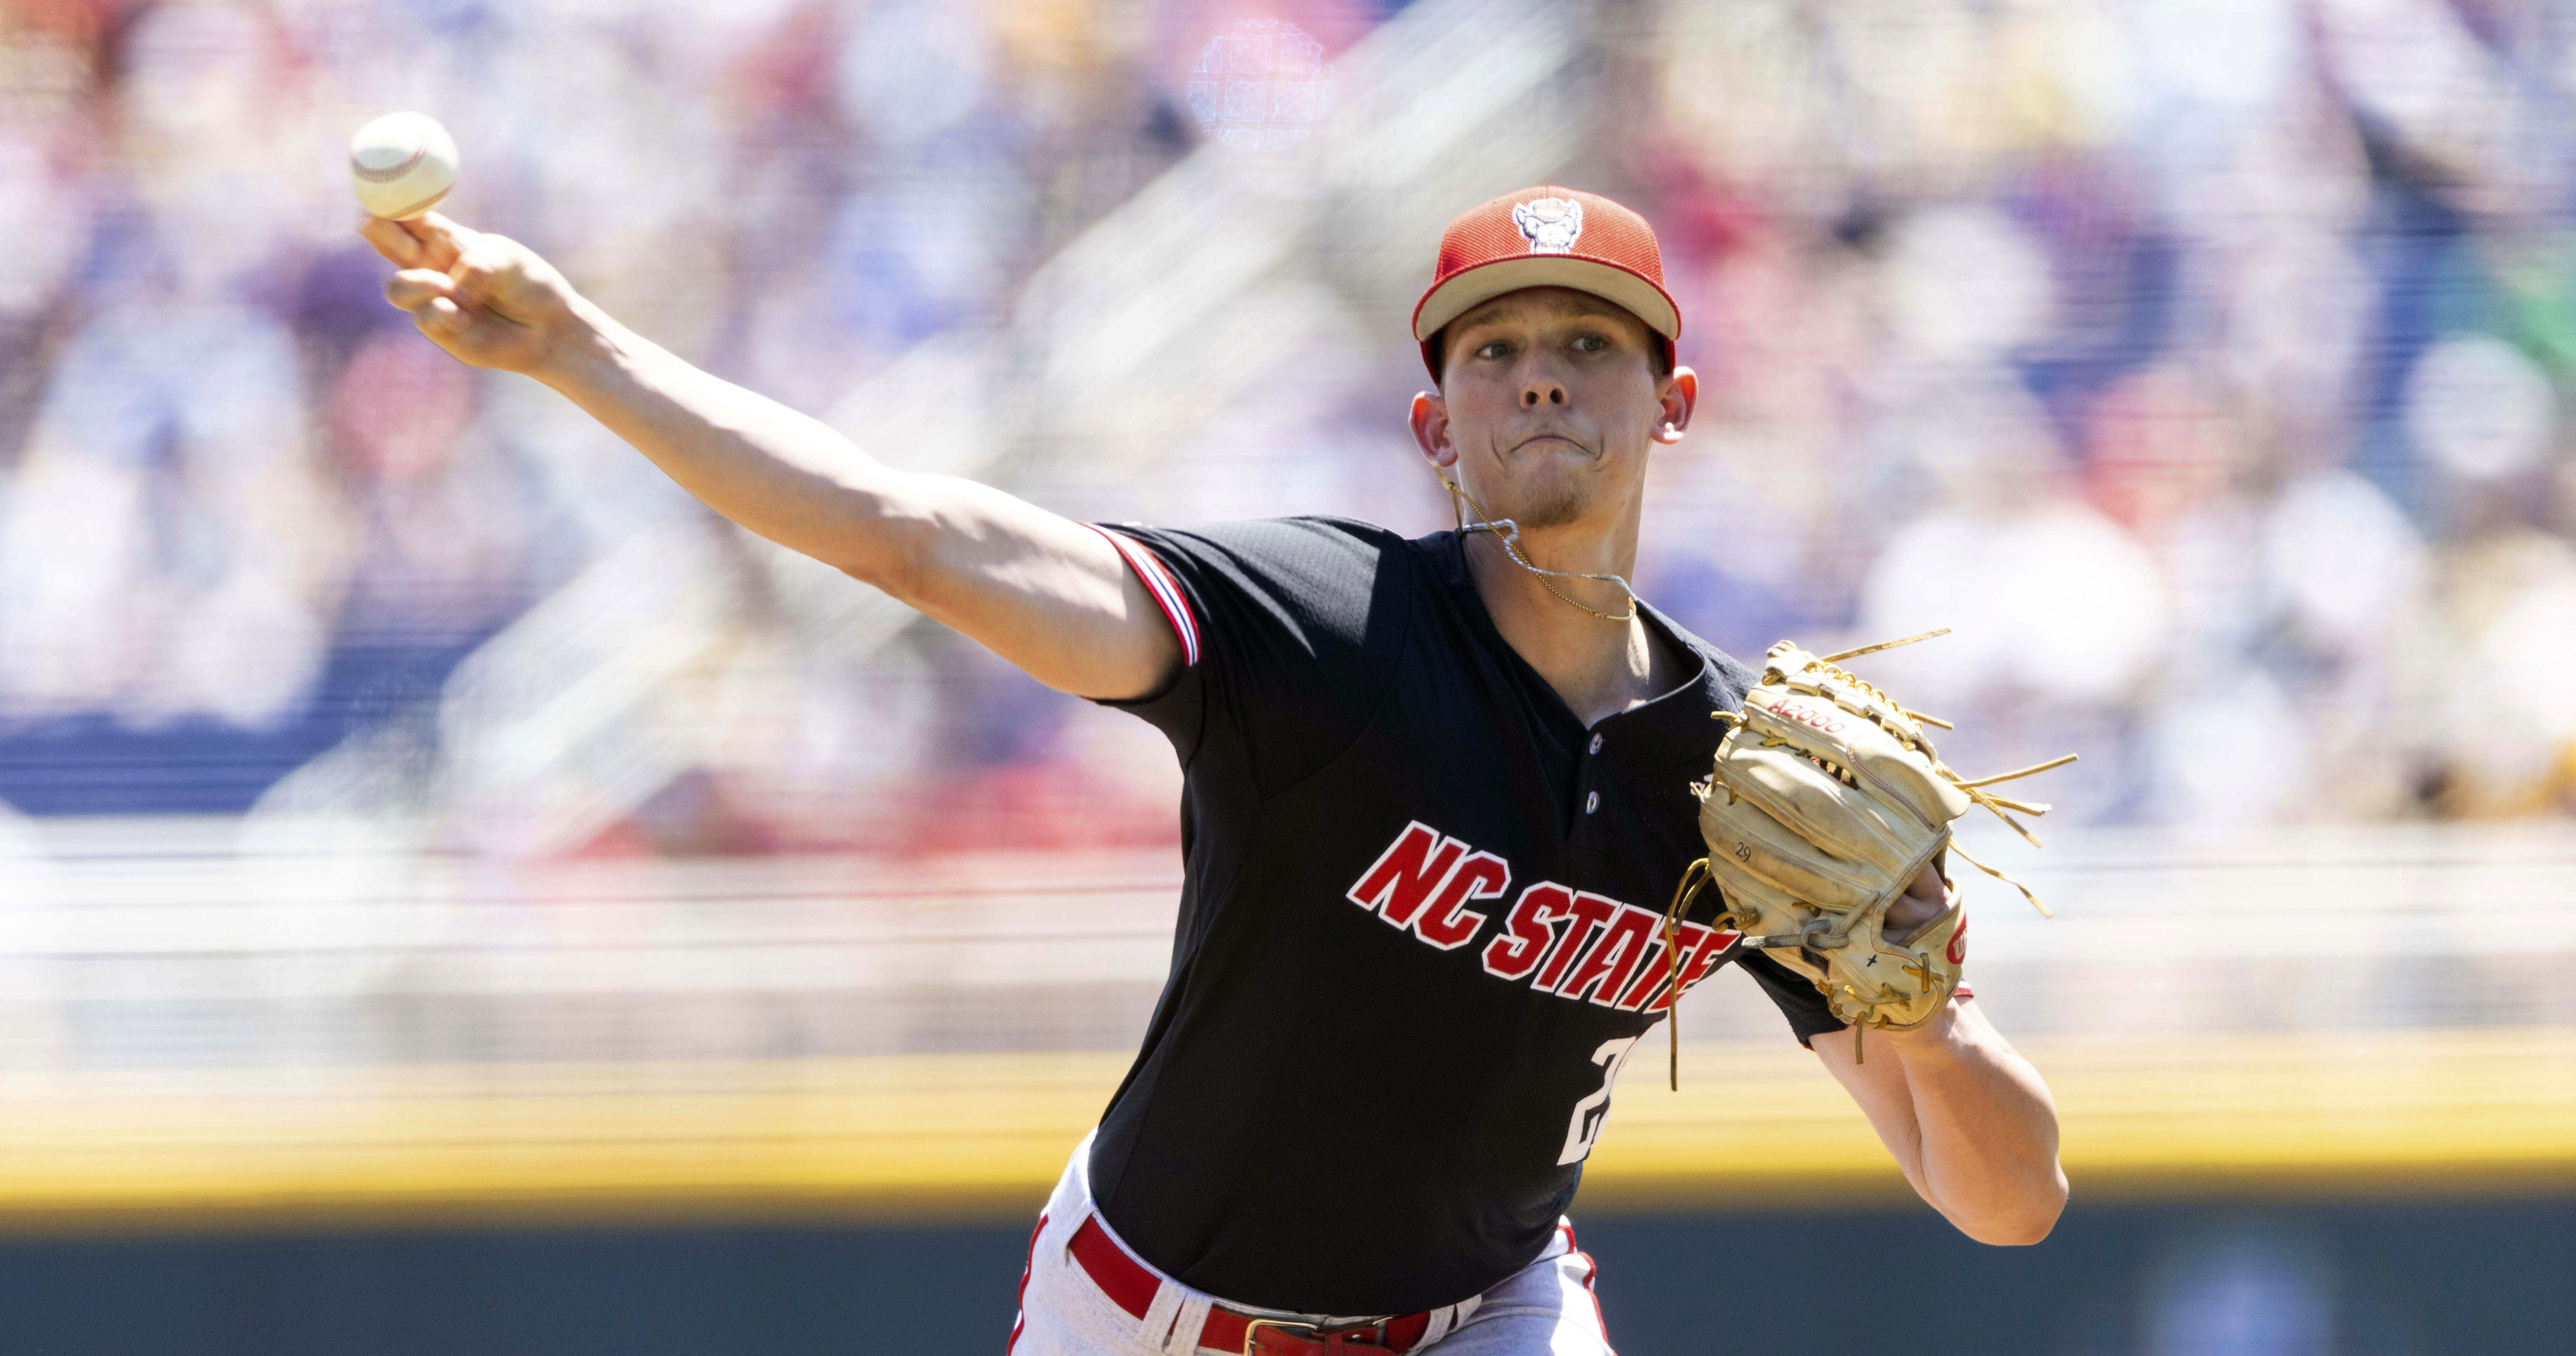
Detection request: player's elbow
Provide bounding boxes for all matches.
[1954,1169,2068,1246]
[1963,1212,2058,1248]
[832,507,936,603]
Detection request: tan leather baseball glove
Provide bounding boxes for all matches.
[1662,631,2072,1079]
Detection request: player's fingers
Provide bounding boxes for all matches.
[359,216,426,268]
[385,268,458,313]
[414,295,470,341]
[404,212,472,271]
[449,250,502,310]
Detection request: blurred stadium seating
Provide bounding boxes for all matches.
[2,0,2573,1351]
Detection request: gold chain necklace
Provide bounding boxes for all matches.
[1442,474,1641,624]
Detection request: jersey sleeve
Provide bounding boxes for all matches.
[1737,950,1848,1048]
[1087,517,1415,795]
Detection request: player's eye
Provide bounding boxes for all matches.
[1570,332,1608,354]
[1474,340,1512,360]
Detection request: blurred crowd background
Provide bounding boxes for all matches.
[3,0,2573,852]
[1,1,2573,1353]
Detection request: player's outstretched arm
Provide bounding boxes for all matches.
[359,214,1180,701]
[1811,917,2068,1245]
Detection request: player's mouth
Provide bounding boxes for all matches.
[1509,433,1594,458]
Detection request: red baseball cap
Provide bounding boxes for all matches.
[1412,186,1680,380]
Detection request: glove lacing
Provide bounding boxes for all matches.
[1661,630,2078,1088]
[1769,633,2078,917]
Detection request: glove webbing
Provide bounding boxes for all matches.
[1661,631,2078,1088]
[1784,637,2075,857]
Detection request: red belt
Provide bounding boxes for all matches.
[1068,1216,1434,1354]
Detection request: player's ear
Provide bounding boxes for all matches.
[1410,391,1459,468]
[1652,365,1699,446]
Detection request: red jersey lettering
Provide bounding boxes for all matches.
[1622,921,1738,1012]
[1481,883,1570,980]
[1556,905,1657,1005]
[1415,850,1508,950]
[1668,923,1739,1001]
[1352,828,1744,1014]
[1614,921,1698,1011]
[1348,822,1467,928]
[1533,891,1619,992]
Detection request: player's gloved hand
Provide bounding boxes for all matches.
[1672,635,2072,1066]
[1882,859,1949,938]
[360,213,582,376]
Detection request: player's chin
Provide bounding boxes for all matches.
[1512,454,1626,525]
[1500,475,1590,530]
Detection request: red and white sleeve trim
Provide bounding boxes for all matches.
[1089,525,1200,667]
[1006,1210,1047,1353]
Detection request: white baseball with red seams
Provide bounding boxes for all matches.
[348,111,458,221]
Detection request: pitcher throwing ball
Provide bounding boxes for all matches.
[363,185,2067,1355]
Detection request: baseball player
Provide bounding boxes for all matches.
[361,185,2066,1355]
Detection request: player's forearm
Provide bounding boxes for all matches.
[530,297,925,585]
[1874,1001,2067,1245]
[523,296,1175,697]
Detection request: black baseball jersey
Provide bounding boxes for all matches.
[1085,516,1841,1316]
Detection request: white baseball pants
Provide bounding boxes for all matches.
[1008,1132,1616,1355]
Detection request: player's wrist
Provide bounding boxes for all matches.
[526,292,626,391]
[1867,999,1965,1055]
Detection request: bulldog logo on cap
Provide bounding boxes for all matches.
[1512,197,1583,254]
[1413,186,1678,378]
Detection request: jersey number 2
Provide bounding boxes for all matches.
[1556,1036,1641,1165]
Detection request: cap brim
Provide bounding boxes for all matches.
[1411,255,1681,345]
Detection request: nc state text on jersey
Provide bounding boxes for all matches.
[1345,821,1740,1013]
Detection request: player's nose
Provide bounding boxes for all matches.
[1519,377,1567,407]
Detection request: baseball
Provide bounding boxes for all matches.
[348,111,458,221]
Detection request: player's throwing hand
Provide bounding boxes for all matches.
[359,214,578,376]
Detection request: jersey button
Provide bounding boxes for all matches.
[1585,791,1600,814]
[1588,734,1603,755]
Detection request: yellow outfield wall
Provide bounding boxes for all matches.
[0,1028,2569,1230]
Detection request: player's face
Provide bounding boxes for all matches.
[1411,287,1694,533]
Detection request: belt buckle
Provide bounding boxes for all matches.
[1241,1316,1390,1354]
